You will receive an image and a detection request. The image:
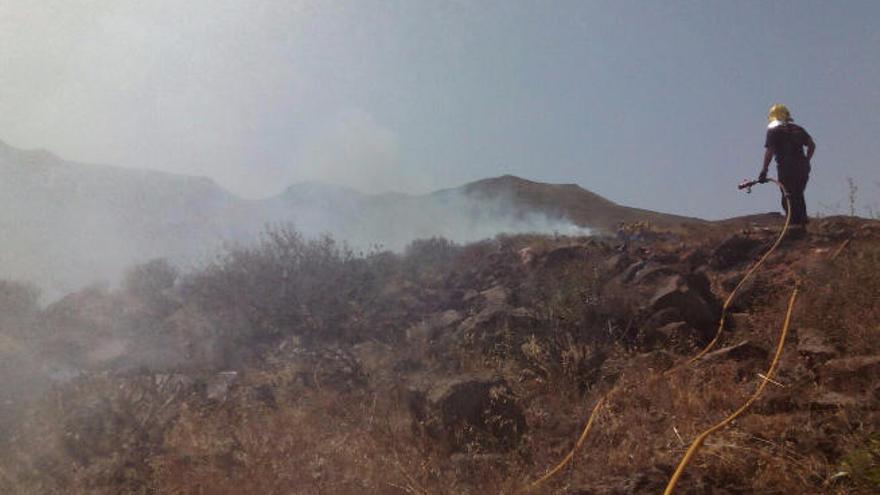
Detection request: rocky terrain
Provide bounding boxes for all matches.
[1,214,878,494]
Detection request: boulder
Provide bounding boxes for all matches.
[727,312,750,330]
[462,289,480,303]
[641,307,684,332]
[719,272,771,312]
[796,327,837,363]
[205,371,238,402]
[352,341,393,376]
[407,309,464,342]
[480,285,509,308]
[448,453,506,481]
[518,246,536,266]
[814,217,860,240]
[807,391,864,411]
[457,305,539,356]
[631,263,679,285]
[434,308,464,327]
[857,222,880,239]
[650,321,701,352]
[538,244,592,269]
[621,260,648,283]
[566,468,671,494]
[410,377,526,452]
[822,355,880,375]
[819,355,880,395]
[291,346,367,392]
[604,252,632,273]
[700,340,768,363]
[649,250,683,264]
[162,306,222,368]
[709,234,764,270]
[681,247,708,270]
[719,272,744,292]
[649,274,718,333]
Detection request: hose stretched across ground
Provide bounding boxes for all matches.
[662,283,798,494]
[522,178,792,493]
[687,178,792,364]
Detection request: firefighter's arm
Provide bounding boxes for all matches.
[806,139,815,161]
[759,147,773,182]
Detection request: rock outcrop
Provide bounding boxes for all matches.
[408,377,526,453]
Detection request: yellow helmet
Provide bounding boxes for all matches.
[768,103,792,123]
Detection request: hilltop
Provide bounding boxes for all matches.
[1,140,705,298]
[0,140,256,297]
[456,175,707,232]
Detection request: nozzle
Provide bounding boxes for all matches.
[738,179,757,193]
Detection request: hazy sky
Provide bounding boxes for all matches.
[1,1,878,219]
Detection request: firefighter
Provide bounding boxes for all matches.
[758,104,816,235]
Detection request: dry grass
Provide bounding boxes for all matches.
[2,226,879,494]
[800,242,880,354]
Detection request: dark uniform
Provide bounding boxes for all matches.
[764,123,814,225]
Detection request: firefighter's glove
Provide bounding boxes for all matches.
[758,171,768,183]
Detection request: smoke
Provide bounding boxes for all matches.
[0,1,445,199]
[271,183,592,252]
[292,108,437,196]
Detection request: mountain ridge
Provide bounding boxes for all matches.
[0,140,719,297]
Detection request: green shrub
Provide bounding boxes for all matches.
[842,434,880,490]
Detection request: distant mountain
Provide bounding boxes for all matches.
[0,140,259,297]
[0,140,705,298]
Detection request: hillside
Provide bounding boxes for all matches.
[269,176,713,251]
[0,140,258,297]
[456,175,707,232]
[0,215,878,494]
[0,140,706,298]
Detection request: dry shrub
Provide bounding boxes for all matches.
[800,242,880,354]
[5,226,879,494]
[403,237,459,283]
[841,433,880,492]
[182,225,384,350]
[123,258,178,302]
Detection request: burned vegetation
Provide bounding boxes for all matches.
[1,219,880,494]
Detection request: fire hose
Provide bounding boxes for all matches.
[523,178,794,493]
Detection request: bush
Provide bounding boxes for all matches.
[124,258,178,300]
[123,258,181,327]
[402,237,459,283]
[842,433,880,491]
[800,244,880,353]
[183,225,381,346]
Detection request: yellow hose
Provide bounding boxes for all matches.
[663,284,799,494]
[521,179,793,493]
[522,397,605,492]
[687,178,792,365]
